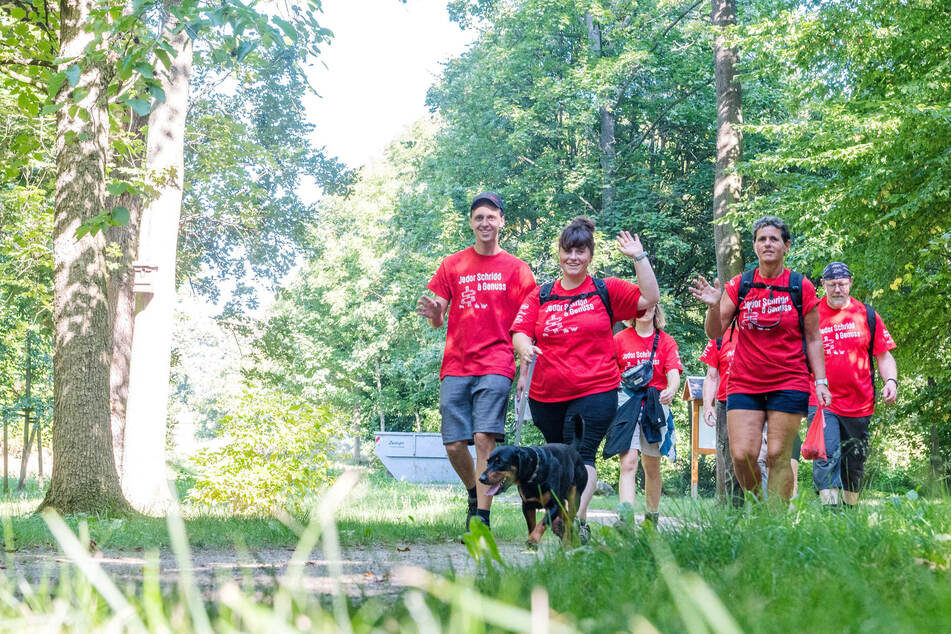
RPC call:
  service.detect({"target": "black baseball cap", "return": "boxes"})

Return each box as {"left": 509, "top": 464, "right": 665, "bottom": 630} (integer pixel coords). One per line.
{"left": 470, "top": 192, "right": 504, "bottom": 213}
{"left": 821, "top": 261, "right": 852, "bottom": 280}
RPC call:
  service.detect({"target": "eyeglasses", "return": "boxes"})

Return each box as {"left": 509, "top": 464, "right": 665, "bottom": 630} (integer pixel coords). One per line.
{"left": 823, "top": 280, "right": 851, "bottom": 289}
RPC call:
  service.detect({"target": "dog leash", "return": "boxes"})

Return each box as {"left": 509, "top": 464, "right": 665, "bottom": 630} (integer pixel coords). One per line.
{"left": 514, "top": 355, "right": 537, "bottom": 447}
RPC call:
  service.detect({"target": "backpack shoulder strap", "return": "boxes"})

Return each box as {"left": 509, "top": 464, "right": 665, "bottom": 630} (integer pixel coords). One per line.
{"left": 787, "top": 271, "right": 804, "bottom": 316}
{"left": 729, "top": 270, "right": 757, "bottom": 343}
{"left": 539, "top": 281, "right": 555, "bottom": 306}
{"left": 787, "top": 271, "right": 810, "bottom": 372}
{"left": 649, "top": 330, "right": 660, "bottom": 362}
{"left": 864, "top": 302, "right": 877, "bottom": 397}
{"left": 592, "top": 277, "right": 614, "bottom": 327}
{"left": 736, "top": 269, "right": 756, "bottom": 307}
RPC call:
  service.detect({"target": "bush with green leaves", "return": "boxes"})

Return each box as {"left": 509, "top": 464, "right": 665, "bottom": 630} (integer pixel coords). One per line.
{"left": 186, "top": 385, "right": 338, "bottom": 515}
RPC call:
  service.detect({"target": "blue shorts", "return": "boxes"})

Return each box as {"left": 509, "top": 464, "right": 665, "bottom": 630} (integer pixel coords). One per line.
{"left": 726, "top": 390, "right": 809, "bottom": 415}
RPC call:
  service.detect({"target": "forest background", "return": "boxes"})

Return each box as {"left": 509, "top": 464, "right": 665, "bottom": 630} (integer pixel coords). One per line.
{"left": 0, "top": 0, "right": 949, "bottom": 514}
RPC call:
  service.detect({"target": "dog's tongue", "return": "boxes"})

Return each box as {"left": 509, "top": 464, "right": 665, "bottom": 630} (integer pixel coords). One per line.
{"left": 485, "top": 484, "right": 501, "bottom": 496}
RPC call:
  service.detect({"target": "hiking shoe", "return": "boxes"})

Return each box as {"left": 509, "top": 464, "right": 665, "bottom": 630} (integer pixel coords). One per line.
{"left": 643, "top": 512, "right": 660, "bottom": 527}
{"left": 578, "top": 520, "right": 591, "bottom": 545}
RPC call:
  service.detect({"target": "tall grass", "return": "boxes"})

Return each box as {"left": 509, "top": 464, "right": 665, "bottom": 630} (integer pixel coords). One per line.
{"left": 470, "top": 490, "right": 951, "bottom": 632}
{"left": 0, "top": 474, "right": 948, "bottom": 632}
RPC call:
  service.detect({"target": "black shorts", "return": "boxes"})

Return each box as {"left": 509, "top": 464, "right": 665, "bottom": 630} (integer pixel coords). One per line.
{"left": 726, "top": 389, "right": 809, "bottom": 415}
{"left": 528, "top": 389, "right": 618, "bottom": 467}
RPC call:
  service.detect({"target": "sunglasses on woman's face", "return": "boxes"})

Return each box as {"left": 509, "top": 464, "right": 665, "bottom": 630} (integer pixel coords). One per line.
{"left": 743, "top": 311, "right": 783, "bottom": 330}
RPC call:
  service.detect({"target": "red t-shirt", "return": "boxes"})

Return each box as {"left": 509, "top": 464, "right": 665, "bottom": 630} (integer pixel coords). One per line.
{"left": 808, "top": 297, "right": 896, "bottom": 417}
{"left": 510, "top": 276, "right": 644, "bottom": 402}
{"left": 700, "top": 336, "right": 737, "bottom": 402}
{"left": 428, "top": 247, "right": 536, "bottom": 380}
{"left": 615, "top": 329, "right": 683, "bottom": 392}
{"left": 724, "top": 268, "right": 819, "bottom": 394}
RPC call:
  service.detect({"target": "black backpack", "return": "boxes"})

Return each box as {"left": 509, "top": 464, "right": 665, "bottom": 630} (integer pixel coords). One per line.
{"left": 538, "top": 277, "right": 614, "bottom": 328}
{"left": 732, "top": 269, "right": 809, "bottom": 371}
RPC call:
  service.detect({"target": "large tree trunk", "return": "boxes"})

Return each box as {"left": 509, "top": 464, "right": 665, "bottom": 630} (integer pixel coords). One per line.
{"left": 712, "top": 0, "right": 744, "bottom": 283}
{"left": 107, "top": 112, "right": 149, "bottom": 478}
{"left": 712, "top": 0, "right": 744, "bottom": 504}
{"left": 585, "top": 14, "right": 617, "bottom": 217}
{"left": 122, "top": 18, "right": 192, "bottom": 513}
{"left": 39, "top": 0, "right": 130, "bottom": 514}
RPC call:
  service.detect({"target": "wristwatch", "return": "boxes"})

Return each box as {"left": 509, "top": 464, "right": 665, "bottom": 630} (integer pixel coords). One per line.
{"left": 814, "top": 378, "right": 829, "bottom": 387}
{"left": 634, "top": 252, "right": 649, "bottom": 261}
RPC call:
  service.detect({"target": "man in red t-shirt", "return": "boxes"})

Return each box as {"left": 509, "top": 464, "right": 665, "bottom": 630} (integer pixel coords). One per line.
{"left": 809, "top": 261, "right": 898, "bottom": 506}
{"left": 699, "top": 336, "right": 742, "bottom": 505}
{"left": 416, "top": 192, "right": 536, "bottom": 531}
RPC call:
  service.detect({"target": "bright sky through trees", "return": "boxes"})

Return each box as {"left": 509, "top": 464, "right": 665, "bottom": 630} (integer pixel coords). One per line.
{"left": 304, "top": 0, "right": 473, "bottom": 169}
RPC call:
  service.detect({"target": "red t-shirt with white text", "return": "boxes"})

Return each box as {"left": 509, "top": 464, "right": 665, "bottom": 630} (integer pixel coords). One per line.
{"left": 700, "top": 336, "right": 737, "bottom": 402}
{"left": 808, "top": 297, "right": 896, "bottom": 417}
{"left": 510, "top": 277, "right": 643, "bottom": 402}
{"left": 724, "top": 269, "right": 819, "bottom": 394}
{"left": 428, "top": 247, "right": 536, "bottom": 380}
{"left": 615, "top": 329, "right": 683, "bottom": 392}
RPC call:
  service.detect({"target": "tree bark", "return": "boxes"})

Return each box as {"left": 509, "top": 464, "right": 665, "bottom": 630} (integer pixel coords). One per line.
{"left": 585, "top": 14, "right": 617, "bottom": 217}
{"left": 712, "top": 0, "right": 744, "bottom": 504}
{"left": 712, "top": 0, "right": 744, "bottom": 284}
{"left": 376, "top": 363, "right": 385, "bottom": 432}
{"left": 39, "top": 0, "right": 130, "bottom": 514}
{"left": 106, "top": 111, "right": 149, "bottom": 479}
{"left": 123, "top": 15, "right": 192, "bottom": 513}
{"left": 17, "top": 333, "right": 33, "bottom": 490}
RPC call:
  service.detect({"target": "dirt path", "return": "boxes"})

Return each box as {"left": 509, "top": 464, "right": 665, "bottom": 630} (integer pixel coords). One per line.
{"left": 5, "top": 510, "right": 635, "bottom": 598}
{"left": 7, "top": 541, "right": 541, "bottom": 598}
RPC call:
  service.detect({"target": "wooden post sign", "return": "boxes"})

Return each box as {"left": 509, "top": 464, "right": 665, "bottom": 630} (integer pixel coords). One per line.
{"left": 682, "top": 376, "right": 716, "bottom": 498}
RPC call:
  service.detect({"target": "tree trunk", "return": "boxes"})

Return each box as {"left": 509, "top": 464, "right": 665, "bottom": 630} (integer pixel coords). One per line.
{"left": 712, "top": 0, "right": 744, "bottom": 284}
{"left": 123, "top": 16, "right": 192, "bottom": 513}
{"left": 712, "top": 0, "right": 744, "bottom": 504}
{"left": 106, "top": 112, "right": 149, "bottom": 479}
{"left": 2, "top": 416, "right": 7, "bottom": 492}
{"left": 39, "top": 0, "right": 130, "bottom": 514}
{"left": 17, "top": 333, "right": 33, "bottom": 490}
{"left": 585, "top": 14, "right": 616, "bottom": 217}
{"left": 376, "top": 363, "right": 385, "bottom": 432}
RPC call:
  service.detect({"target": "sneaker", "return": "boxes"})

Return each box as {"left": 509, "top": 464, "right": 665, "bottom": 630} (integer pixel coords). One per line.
{"left": 578, "top": 520, "right": 591, "bottom": 545}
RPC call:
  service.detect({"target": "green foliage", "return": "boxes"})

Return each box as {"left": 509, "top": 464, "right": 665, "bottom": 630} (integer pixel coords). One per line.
{"left": 180, "top": 39, "right": 353, "bottom": 314}
{"left": 735, "top": 0, "right": 951, "bottom": 480}
{"left": 186, "top": 385, "right": 339, "bottom": 515}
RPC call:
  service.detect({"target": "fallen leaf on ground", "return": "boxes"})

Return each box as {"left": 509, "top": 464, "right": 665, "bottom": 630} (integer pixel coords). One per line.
{"left": 397, "top": 546, "right": 410, "bottom": 552}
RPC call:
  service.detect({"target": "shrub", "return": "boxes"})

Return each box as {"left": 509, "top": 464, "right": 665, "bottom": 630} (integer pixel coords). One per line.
{"left": 186, "top": 385, "right": 338, "bottom": 514}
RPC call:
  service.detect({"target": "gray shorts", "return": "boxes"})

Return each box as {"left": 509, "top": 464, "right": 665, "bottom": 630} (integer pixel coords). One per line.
{"left": 439, "top": 374, "right": 511, "bottom": 445}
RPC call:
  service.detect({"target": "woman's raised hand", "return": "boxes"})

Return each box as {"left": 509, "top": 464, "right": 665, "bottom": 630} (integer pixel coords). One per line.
{"left": 689, "top": 275, "right": 722, "bottom": 308}
{"left": 616, "top": 231, "right": 645, "bottom": 259}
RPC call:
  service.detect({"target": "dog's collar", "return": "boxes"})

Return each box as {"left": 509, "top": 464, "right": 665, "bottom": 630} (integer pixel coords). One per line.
{"left": 526, "top": 446, "right": 543, "bottom": 482}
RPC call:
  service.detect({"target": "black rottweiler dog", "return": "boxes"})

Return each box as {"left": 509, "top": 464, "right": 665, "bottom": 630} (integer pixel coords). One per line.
{"left": 479, "top": 415, "right": 588, "bottom": 546}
